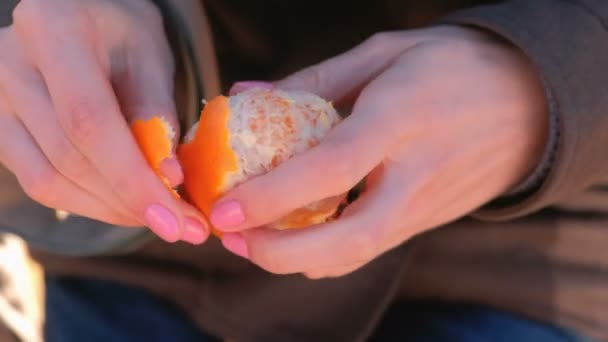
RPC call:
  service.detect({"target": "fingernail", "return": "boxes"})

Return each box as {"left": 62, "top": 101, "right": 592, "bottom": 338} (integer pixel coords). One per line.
{"left": 181, "top": 217, "right": 209, "bottom": 245}
{"left": 229, "top": 81, "right": 274, "bottom": 95}
{"left": 144, "top": 204, "right": 180, "bottom": 242}
{"left": 210, "top": 200, "right": 245, "bottom": 230}
{"left": 222, "top": 233, "right": 249, "bottom": 258}
{"left": 159, "top": 157, "right": 184, "bottom": 187}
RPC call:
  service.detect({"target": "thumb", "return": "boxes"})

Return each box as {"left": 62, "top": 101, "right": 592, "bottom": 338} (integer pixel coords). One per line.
{"left": 116, "top": 44, "right": 183, "bottom": 188}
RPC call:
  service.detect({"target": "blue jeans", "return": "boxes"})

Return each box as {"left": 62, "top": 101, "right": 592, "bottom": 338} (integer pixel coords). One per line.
{"left": 44, "top": 276, "right": 594, "bottom": 342}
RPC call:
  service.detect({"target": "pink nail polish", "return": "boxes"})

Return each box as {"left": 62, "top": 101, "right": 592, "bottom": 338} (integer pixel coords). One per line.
{"left": 144, "top": 204, "right": 180, "bottom": 242}
{"left": 181, "top": 217, "right": 209, "bottom": 245}
{"left": 222, "top": 233, "right": 249, "bottom": 258}
{"left": 210, "top": 200, "right": 245, "bottom": 230}
{"left": 229, "top": 81, "right": 274, "bottom": 95}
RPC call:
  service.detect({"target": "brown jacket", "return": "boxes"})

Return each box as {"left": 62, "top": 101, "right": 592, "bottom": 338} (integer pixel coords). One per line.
{"left": 1, "top": 0, "right": 608, "bottom": 341}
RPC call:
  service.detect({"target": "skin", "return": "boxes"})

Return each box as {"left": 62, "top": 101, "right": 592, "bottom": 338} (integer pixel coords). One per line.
{"left": 212, "top": 26, "right": 549, "bottom": 279}
{"left": 0, "top": 0, "right": 208, "bottom": 244}
{"left": 0, "top": 1, "right": 547, "bottom": 278}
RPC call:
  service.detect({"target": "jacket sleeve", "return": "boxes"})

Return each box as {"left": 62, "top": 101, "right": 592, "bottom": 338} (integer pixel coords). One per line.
{"left": 0, "top": 0, "right": 16, "bottom": 27}
{"left": 439, "top": 0, "right": 608, "bottom": 220}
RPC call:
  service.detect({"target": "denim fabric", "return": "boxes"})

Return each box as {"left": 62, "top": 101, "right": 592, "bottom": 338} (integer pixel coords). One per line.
{"left": 44, "top": 276, "right": 595, "bottom": 342}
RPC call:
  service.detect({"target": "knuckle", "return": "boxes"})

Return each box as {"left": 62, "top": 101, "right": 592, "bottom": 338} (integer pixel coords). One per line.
{"left": 20, "top": 166, "right": 59, "bottom": 206}
{"left": 61, "top": 101, "right": 103, "bottom": 147}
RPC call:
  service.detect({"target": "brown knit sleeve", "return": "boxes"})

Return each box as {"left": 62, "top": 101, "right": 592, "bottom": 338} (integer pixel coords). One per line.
{"left": 0, "top": 0, "right": 17, "bottom": 27}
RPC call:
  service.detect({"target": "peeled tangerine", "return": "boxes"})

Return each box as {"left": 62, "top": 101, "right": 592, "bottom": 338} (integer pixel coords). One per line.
{"left": 132, "top": 87, "right": 346, "bottom": 232}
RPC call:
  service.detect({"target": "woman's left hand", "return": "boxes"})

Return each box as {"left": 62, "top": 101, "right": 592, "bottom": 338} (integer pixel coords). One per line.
{"left": 210, "top": 26, "right": 548, "bottom": 279}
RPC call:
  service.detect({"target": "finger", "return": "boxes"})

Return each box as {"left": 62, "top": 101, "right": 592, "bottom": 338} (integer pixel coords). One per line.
{"left": 0, "top": 107, "right": 138, "bottom": 227}
{"left": 210, "top": 85, "right": 407, "bottom": 232}
{"left": 158, "top": 158, "right": 183, "bottom": 188}
{"left": 114, "top": 39, "right": 210, "bottom": 243}
{"left": 228, "top": 214, "right": 381, "bottom": 275}
{"left": 304, "top": 262, "right": 366, "bottom": 280}
{"left": 176, "top": 201, "right": 211, "bottom": 245}
{"left": 229, "top": 81, "right": 274, "bottom": 96}
{"left": 223, "top": 166, "right": 412, "bottom": 275}
{"left": 0, "top": 35, "right": 138, "bottom": 223}
{"left": 275, "top": 31, "right": 415, "bottom": 102}
{"left": 14, "top": 3, "right": 204, "bottom": 242}
{"left": 113, "top": 30, "right": 183, "bottom": 186}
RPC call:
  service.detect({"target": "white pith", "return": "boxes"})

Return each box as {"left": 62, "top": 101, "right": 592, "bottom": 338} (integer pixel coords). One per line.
{"left": 184, "top": 88, "right": 341, "bottom": 191}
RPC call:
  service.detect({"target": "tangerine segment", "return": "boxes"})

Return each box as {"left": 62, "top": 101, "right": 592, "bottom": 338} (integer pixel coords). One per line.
{"left": 178, "top": 96, "right": 238, "bottom": 225}
{"left": 271, "top": 195, "right": 346, "bottom": 230}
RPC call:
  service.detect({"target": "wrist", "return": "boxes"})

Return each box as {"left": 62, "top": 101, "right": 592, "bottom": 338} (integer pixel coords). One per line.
{"left": 440, "top": 25, "right": 551, "bottom": 198}
{"left": 498, "top": 39, "right": 551, "bottom": 196}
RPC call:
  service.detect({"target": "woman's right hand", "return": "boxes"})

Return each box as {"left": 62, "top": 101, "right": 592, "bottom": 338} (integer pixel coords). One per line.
{"left": 0, "top": 0, "right": 209, "bottom": 244}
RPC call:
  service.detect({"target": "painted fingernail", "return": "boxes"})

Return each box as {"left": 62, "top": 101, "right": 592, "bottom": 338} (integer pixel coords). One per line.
{"left": 159, "top": 157, "right": 184, "bottom": 187}
{"left": 222, "top": 233, "right": 249, "bottom": 258}
{"left": 181, "top": 217, "right": 209, "bottom": 245}
{"left": 229, "top": 81, "right": 273, "bottom": 95}
{"left": 144, "top": 204, "right": 180, "bottom": 242}
{"left": 210, "top": 200, "right": 245, "bottom": 230}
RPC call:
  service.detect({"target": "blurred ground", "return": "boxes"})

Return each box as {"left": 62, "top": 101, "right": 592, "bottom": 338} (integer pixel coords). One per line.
{"left": 0, "top": 234, "right": 44, "bottom": 342}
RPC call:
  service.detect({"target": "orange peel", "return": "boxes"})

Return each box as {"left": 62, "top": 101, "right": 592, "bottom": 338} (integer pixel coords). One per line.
{"left": 178, "top": 96, "right": 237, "bottom": 225}
{"left": 130, "top": 116, "right": 179, "bottom": 198}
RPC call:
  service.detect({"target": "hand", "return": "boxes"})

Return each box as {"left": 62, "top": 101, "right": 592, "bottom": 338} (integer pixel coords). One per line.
{"left": 212, "top": 26, "right": 548, "bottom": 277}
{"left": 0, "top": 0, "right": 208, "bottom": 244}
